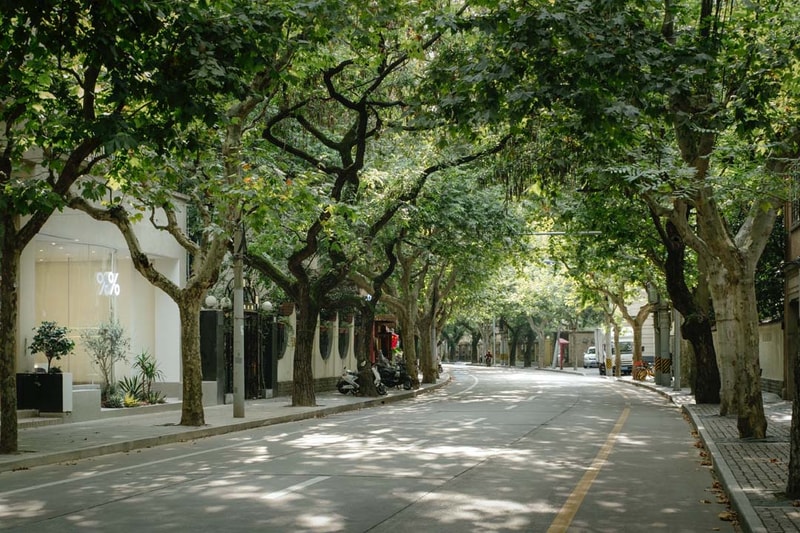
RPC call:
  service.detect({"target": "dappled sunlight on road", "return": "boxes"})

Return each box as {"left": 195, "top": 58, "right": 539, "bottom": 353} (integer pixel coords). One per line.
{"left": 0, "top": 367, "right": 726, "bottom": 532}
{"left": 0, "top": 499, "right": 46, "bottom": 520}
{"left": 410, "top": 490, "right": 559, "bottom": 531}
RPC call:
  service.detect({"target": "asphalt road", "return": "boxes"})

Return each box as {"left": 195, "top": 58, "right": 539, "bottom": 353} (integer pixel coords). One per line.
{"left": 0, "top": 365, "right": 737, "bottom": 532}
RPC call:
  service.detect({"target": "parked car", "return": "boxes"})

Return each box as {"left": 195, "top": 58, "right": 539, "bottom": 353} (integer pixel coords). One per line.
{"left": 583, "top": 347, "right": 598, "bottom": 368}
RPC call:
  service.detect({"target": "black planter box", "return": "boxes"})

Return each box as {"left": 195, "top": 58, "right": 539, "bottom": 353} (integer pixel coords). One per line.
{"left": 16, "top": 372, "right": 72, "bottom": 412}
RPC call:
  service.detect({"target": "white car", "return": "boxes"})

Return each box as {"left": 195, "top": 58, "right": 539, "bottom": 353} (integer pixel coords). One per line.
{"left": 583, "top": 347, "right": 598, "bottom": 368}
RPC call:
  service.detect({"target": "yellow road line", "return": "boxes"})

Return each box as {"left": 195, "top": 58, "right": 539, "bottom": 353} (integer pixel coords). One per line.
{"left": 547, "top": 406, "right": 631, "bottom": 533}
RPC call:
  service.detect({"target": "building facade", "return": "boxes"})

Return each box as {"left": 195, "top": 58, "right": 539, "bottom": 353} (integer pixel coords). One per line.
{"left": 18, "top": 205, "right": 184, "bottom": 386}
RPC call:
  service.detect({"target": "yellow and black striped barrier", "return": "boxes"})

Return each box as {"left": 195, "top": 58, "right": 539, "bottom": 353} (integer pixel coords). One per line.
{"left": 654, "top": 357, "right": 672, "bottom": 374}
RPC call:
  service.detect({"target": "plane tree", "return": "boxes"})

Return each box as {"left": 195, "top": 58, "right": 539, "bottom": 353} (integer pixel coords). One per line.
{"left": 64, "top": 0, "right": 333, "bottom": 426}
{"left": 426, "top": 0, "right": 800, "bottom": 439}
{"left": 240, "top": 2, "right": 467, "bottom": 406}
{"left": 0, "top": 0, "right": 264, "bottom": 452}
{"left": 346, "top": 157, "right": 525, "bottom": 383}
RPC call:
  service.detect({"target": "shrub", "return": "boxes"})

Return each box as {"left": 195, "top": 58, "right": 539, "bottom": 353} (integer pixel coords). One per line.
{"left": 123, "top": 393, "right": 139, "bottom": 407}
{"left": 146, "top": 390, "right": 166, "bottom": 405}
{"left": 118, "top": 375, "right": 144, "bottom": 399}
{"left": 133, "top": 351, "right": 164, "bottom": 399}
{"left": 104, "top": 393, "right": 124, "bottom": 409}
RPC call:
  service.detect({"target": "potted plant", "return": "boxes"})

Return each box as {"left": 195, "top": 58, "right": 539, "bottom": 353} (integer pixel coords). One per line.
{"left": 30, "top": 321, "right": 75, "bottom": 372}
{"left": 18, "top": 321, "right": 75, "bottom": 412}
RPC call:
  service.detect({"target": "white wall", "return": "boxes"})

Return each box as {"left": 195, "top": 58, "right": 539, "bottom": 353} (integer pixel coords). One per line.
{"left": 20, "top": 205, "right": 185, "bottom": 384}
{"left": 276, "top": 311, "right": 357, "bottom": 389}
{"left": 759, "top": 321, "right": 783, "bottom": 382}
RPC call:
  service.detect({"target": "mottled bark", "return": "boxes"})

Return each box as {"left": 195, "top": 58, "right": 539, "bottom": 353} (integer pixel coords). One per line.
{"left": 178, "top": 297, "right": 205, "bottom": 426}
{"left": 418, "top": 314, "right": 436, "bottom": 384}
{"left": 508, "top": 326, "right": 522, "bottom": 367}
{"left": 661, "top": 218, "right": 720, "bottom": 403}
{"left": 292, "top": 296, "right": 319, "bottom": 407}
{"left": 353, "top": 305, "right": 378, "bottom": 397}
{"left": 398, "top": 327, "right": 420, "bottom": 389}
{"left": 0, "top": 224, "right": 20, "bottom": 453}
{"left": 708, "top": 266, "right": 766, "bottom": 438}
{"left": 470, "top": 330, "right": 481, "bottom": 364}
{"left": 787, "top": 343, "right": 800, "bottom": 497}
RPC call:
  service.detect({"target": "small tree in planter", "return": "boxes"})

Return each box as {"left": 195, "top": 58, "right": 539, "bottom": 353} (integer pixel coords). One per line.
{"left": 29, "top": 321, "right": 75, "bottom": 372}
{"left": 81, "top": 321, "right": 130, "bottom": 402}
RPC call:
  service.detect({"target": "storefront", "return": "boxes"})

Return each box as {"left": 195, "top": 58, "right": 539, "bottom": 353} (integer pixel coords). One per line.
{"left": 17, "top": 206, "right": 184, "bottom": 385}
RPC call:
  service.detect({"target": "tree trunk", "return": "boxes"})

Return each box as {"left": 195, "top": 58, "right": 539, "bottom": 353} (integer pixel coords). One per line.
{"left": 178, "top": 296, "right": 205, "bottom": 426}
{"left": 353, "top": 306, "right": 378, "bottom": 396}
{"left": 292, "top": 296, "right": 318, "bottom": 407}
{"left": 0, "top": 231, "right": 20, "bottom": 454}
{"left": 681, "top": 312, "right": 720, "bottom": 403}
{"left": 523, "top": 329, "right": 534, "bottom": 368}
{"left": 708, "top": 266, "right": 767, "bottom": 438}
{"left": 632, "top": 322, "right": 645, "bottom": 380}
{"left": 396, "top": 311, "right": 421, "bottom": 389}
{"left": 787, "top": 347, "right": 800, "bottom": 497}
{"left": 470, "top": 333, "right": 480, "bottom": 364}
{"left": 662, "top": 219, "right": 720, "bottom": 403}
{"left": 418, "top": 315, "right": 436, "bottom": 384}
{"left": 509, "top": 327, "right": 520, "bottom": 367}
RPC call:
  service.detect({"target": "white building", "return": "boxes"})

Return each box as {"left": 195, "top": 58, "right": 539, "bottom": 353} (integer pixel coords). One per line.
{"left": 18, "top": 204, "right": 184, "bottom": 385}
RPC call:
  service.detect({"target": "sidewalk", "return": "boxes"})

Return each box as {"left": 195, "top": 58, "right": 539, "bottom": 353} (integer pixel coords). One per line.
{"left": 0, "top": 377, "right": 449, "bottom": 475}
{"left": 551, "top": 365, "right": 798, "bottom": 533}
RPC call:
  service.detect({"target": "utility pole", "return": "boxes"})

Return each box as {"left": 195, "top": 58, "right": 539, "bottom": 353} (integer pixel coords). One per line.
{"left": 673, "top": 308, "right": 681, "bottom": 391}
{"left": 657, "top": 300, "right": 671, "bottom": 387}
{"left": 232, "top": 221, "right": 245, "bottom": 418}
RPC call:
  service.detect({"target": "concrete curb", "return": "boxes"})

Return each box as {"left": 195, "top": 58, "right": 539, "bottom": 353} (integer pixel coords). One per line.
{"left": 1, "top": 377, "right": 449, "bottom": 474}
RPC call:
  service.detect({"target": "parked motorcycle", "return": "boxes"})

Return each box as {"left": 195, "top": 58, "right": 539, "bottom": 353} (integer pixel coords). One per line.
{"left": 377, "top": 362, "right": 413, "bottom": 390}
{"left": 337, "top": 364, "right": 387, "bottom": 396}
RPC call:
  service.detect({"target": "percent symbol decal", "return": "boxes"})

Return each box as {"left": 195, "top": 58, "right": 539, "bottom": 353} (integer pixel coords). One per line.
{"left": 96, "top": 272, "right": 121, "bottom": 296}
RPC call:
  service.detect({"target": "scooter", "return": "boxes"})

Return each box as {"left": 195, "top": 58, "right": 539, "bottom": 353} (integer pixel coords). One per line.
{"left": 337, "top": 364, "right": 387, "bottom": 396}
{"left": 377, "top": 362, "right": 413, "bottom": 390}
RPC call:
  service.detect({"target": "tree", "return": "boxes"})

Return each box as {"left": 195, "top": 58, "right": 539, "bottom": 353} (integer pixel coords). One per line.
{"left": 81, "top": 321, "right": 130, "bottom": 401}
{"left": 357, "top": 168, "right": 523, "bottom": 384}
{"left": 244, "top": 1, "right": 500, "bottom": 405}
{"left": 29, "top": 321, "right": 75, "bottom": 373}
{"left": 428, "top": 0, "right": 800, "bottom": 439}
{"left": 0, "top": 1, "right": 231, "bottom": 452}
{"left": 68, "top": 1, "right": 313, "bottom": 425}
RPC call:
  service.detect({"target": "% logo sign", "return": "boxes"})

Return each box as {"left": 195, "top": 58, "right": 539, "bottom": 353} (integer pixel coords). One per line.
{"left": 96, "top": 271, "right": 121, "bottom": 296}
